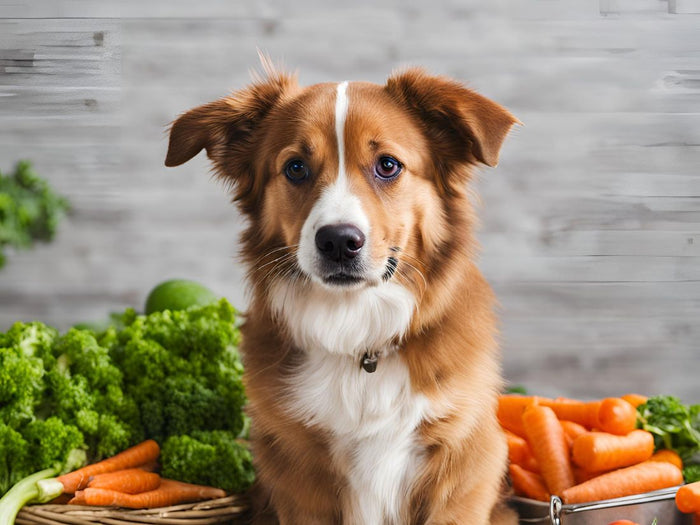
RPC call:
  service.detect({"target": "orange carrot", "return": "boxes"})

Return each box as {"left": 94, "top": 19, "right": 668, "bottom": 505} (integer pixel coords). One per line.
{"left": 572, "top": 430, "right": 654, "bottom": 472}
{"left": 573, "top": 466, "right": 605, "bottom": 485}
{"left": 540, "top": 397, "right": 637, "bottom": 434}
{"left": 505, "top": 431, "right": 530, "bottom": 465}
{"left": 621, "top": 393, "right": 648, "bottom": 408}
{"left": 522, "top": 404, "right": 575, "bottom": 495}
{"left": 68, "top": 491, "right": 86, "bottom": 505}
{"left": 607, "top": 521, "right": 641, "bottom": 525}
{"left": 649, "top": 449, "right": 683, "bottom": 470}
{"left": 57, "top": 440, "right": 160, "bottom": 493}
{"left": 509, "top": 464, "right": 550, "bottom": 502}
{"left": 676, "top": 481, "right": 700, "bottom": 513}
{"left": 562, "top": 460, "right": 683, "bottom": 504}
{"left": 596, "top": 398, "right": 638, "bottom": 435}
{"left": 521, "top": 447, "right": 541, "bottom": 474}
{"left": 87, "top": 469, "right": 161, "bottom": 494}
{"left": 498, "top": 395, "right": 540, "bottom": 437}
{"left": 505, "top": 431, "right": 540, "bottom": 472}
{"left": 137, "top": 460, "right": 159, "bottom": 472}
{"left": 561, "top": 420, "right": 588, "bottom": 448}
{"left": 70, "top": 479, "right": 226, "bottom": 509}
{"left": 539, "top": 398, "right": 601, "bottom": 429}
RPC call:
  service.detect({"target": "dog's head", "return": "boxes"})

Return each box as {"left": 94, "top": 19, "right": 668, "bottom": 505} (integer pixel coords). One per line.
{"left": 166, "top": 64, "right": 518, "bottom": 353}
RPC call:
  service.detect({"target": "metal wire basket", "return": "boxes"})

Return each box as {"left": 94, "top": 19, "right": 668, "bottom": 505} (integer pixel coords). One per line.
{"left": 16, "top": 494, "right": 250, "bottom": 525}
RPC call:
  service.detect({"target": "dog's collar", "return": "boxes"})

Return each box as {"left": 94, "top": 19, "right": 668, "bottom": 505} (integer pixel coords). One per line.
{"left": 361, "top": 352, "right": 378, "bottom": 373}
{"left": 360, "top": 342, "right": 400, "bottom": 373}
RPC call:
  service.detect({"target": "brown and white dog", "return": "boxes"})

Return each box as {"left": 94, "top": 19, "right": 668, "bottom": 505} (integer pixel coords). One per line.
{"left": 165, "top": 63, "right": 519, "bottom": 525}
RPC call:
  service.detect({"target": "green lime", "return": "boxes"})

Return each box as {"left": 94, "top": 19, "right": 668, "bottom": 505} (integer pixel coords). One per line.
{"left": 144, "top": 279, "right": 219, "bottom": 314}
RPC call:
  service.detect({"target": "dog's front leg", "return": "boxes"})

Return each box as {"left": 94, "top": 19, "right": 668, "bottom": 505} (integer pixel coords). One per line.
{"left": 276, "top": 508, "right": 338, "bottom": 525}
{"left": 250, "top": 492, "right": 340, "bottom": 525}
{"left": 247, "top": 424, "right": 343, "bottom": 525}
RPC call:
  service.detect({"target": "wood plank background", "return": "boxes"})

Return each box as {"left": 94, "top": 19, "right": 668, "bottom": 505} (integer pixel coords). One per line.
{"left": 1, "top": 0, "right": 699, "bottom": 401}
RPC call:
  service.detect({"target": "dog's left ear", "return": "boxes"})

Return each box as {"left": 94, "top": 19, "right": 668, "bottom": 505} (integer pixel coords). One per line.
{"left": 385, "top": 68, "right": 520, "bottom": 169}
{"left": 165, "top": 69, "right": 298, "bottom": 174}
{"left": 165, "top": 68, "right": 297, "bottom": 210}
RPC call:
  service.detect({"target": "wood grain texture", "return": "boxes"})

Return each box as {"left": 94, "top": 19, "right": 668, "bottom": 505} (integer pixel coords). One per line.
{"left": 0, "top": 1, "right": 698, "bottom": 401}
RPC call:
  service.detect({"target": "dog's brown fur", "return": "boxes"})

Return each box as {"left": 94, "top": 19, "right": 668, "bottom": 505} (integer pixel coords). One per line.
{"left": 166, "top": 65, "right": 519, "bottom": 524}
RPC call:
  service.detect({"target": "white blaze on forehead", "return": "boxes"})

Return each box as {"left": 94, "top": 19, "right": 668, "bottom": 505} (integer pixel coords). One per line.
{"left": 315, "top": 80, "right": 367, "bottom": 229}
{"left": 335, "top": 81, "right": 349, "bottom": 182}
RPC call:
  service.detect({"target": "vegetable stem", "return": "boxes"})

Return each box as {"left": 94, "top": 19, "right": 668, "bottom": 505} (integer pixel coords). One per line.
{"left": 0, "top": 468, "right": 59, "bottom": 524}
{"left": 36, "top": 478, "right": 65, "bottom": 502}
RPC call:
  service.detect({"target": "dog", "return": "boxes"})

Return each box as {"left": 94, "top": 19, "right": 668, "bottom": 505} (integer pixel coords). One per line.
{"left": 165, "top": 62, "right": 519, "bottom": 524}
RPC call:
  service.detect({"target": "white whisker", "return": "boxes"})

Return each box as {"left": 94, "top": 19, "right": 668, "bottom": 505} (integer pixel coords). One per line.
{"left": 398, "top": 259, "right": 428, "bottom": 296}
{"left": 256, "top": 251, "right": 297, "bottom": 272}
{"left": 251, "top": 244, "right": 300, "bottom": 266}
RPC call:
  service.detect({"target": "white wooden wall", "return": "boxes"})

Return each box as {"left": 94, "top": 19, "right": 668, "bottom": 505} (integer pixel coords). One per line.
{"left": 1, "top": 0, "right": 699, "bottom": 401}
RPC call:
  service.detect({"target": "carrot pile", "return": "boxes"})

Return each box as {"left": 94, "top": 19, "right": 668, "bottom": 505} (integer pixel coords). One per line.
{"left": 50, "top": 440, "right": 226, "bottom": 509}
{"left": 500, "top": 393, "right": 686, "bottom": 507}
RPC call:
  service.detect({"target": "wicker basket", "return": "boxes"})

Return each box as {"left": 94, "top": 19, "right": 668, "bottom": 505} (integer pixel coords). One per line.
{"left": 16, "top": 495, "right": 250, "bottom": 525}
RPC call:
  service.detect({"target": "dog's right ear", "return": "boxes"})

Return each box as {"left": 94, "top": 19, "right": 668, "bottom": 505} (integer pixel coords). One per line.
{"left": 164, "top": 98, "right": 234, "bottom": 168}
{"left": 165, "top": 70, "right": 298, "bottom": 177}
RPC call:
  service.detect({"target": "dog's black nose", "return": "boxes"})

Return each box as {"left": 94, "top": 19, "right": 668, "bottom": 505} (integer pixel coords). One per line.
{"left": 315, "top": 224, "right": 365, "bottom": 262}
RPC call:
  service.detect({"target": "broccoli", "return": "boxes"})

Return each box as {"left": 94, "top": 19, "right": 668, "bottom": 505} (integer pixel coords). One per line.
{"left": 0, "top": 424, "right": 31, "bottom": 496}
{"left": 0, "top": 339, "right": 45, "bottom": 428}
{"left": 0, "top": 322, "right": 56, "bottom": 427}
{"left": 0, "top": 320, "right": 58, "bottom": 361}
{"left": 0, "top": 325, "right": 136, "bottom": 519}
{"left": 22, "top": 417, "right": 85, "bottom": 471}
{"left": 161, "top": 431, "right": 255, "bottom": 493}
{"left": 106, "top": 299, "right": 247, "bottom": 443}
{"left": 0, "top": 161, "right": 69, "bottom": 268}
{"left": 0, "top": 324, "right": 90, "bottom": 508}
{"left": 51, "top": 329, "right": 123, "bottom": 391}
{"left": 38, "top": 329, "right": 142, "bottom": 460}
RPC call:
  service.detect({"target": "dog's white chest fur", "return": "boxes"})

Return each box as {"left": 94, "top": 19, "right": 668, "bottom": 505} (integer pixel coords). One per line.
{"left": 273, "top": 280, "right": 429, "bottom": 524}
{"left": 288, "top": 350, "right": 430, "bottom": 525}
{"left": 270, "top": 280, "right": 416, "bottom": 357}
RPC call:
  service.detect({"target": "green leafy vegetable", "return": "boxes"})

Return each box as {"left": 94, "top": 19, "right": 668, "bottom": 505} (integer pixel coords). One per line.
{"left": 162, "top": 430, "right": 255, "bottom": 493}
{"left": 504, "top": 384, "right": 528, "bottom": 395}
{"left": 683, "top": 464, "right": 700, "bottom": 484}
{"left": 0, "top": 321, "right": 139, "bottom": 497}
{"left": 637, "top": 395, "right": 700, "bottom": 482}
{"left": 0, "top": 323, "right": 50, "bottom": 428}
{"left": 41, "top": 329, "right": 143, "bottom": 458}
{"left": 105, "top": 299, "right": 246, "bottom": 444}
{"left": 0, "top": 161, "right": 69, "bottom": 268}
{"left": 0, "top": 297, "right": 251, "bottom": 509}
{"left": 21, "top": 418, "right": 85, "bottom": 472}
{"left": 0, "top": 424, "right": 31, "bottom": 496}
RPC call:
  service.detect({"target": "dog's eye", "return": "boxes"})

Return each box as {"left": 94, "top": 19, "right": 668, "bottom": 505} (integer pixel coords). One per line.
{"left": 284, "top": 159, "right": 310, "bottom": 182}
{"left": 374, "top": 156, "right": 402, "bottom": 180}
